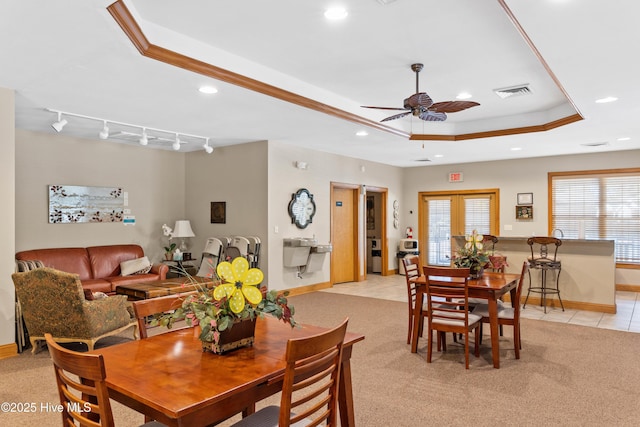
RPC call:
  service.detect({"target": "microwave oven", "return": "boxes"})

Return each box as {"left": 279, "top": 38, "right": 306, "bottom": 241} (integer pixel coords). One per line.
{"left": 399, "top": 238, "right": 418, "bottom": 250}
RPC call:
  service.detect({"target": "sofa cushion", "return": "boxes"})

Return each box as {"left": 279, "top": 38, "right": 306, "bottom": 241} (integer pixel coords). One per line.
{"left": 16, "top": 248, "right": 93, "bottom": 280}
{"left": 110, "top": 274, "right": 162, "bottom": 288}
{"left": 87, "top": 244, "right": 145, "bottom": 279}
{"left": 82, "top": 278, "right": 113, "bottom": 294}
{"left": 120, "top": 256, "right": 152, "bottom": 276}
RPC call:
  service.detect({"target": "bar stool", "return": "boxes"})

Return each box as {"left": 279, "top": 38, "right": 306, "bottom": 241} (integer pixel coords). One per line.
{"left": 523, "top": 237, "right": 563, "bottom": 313}
{"left": 482, "top": 234, "right": 508, "bottom": 273}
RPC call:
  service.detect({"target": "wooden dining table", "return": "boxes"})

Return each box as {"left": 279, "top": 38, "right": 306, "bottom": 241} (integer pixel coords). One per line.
{"left": 94, "top": 317, "right": 365, "bottom": 426}
{"left": 411, "top": 271, "right": 520, "bottom": 369}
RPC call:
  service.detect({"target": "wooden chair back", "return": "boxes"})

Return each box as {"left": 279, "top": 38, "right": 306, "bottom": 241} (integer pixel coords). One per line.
{"left": 402, "top": 256, "right": 424, "bottom": 344}
{"left": 423, "top": 266, "right": 480, "bottom": 368}
{"left": 481, "top": 234, "right": 499, "bottom": 253}
{"left": 280, "top": 318, "right": 349, "bottom": 427}
{"left": 45, "top": 333, "right": 115, "bottom": 427}
{"left": 132, "top": 292, "right": 197, "bottom": 339}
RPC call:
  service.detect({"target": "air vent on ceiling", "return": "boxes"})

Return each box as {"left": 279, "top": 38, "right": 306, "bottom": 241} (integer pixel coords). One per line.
{"left": 581, "top": 141, "right": 609, "bottom": 147}
{"left": 493, "top": 84, "right": 531, "bottom": 99}
{"left": 415, "top": 158, "right": 431, "bottom": 162}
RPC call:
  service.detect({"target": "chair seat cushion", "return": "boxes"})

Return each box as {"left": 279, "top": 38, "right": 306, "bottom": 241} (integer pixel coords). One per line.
{"left": 432, "top": 310, "right": 482, "bottom": 326}
{"left": 472, "top": 304, "right": 515, "bottom": 320}
{"left": 230, "top": 405, "right": 308, "bottom": 427}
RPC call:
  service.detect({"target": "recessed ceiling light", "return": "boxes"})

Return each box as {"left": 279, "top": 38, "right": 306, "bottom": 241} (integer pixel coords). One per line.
{"left": 324, "top": 7, "right": 348, "bottom": 20}
{"left": 198, "top": 85, "right": 218, "bottom": 94}
{"left": 595, "top": 96, "right": 617, "bottom": 103}
{"left": 433, "top": 154, "right": 444, "bottom": 158}
{"left": 456, "top": 92, "right": 472, "bottom": 100}
{"left": 617, "top": 137, "right": 631, "bottom": 141}
{"left": 510, "top": 147, "right": 522, "bottom": 151}
{"left": 356, "top": 130, "right": 368, "bottom": 136}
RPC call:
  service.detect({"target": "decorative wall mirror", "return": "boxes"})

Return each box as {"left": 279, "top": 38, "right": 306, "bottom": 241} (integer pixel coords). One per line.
{"left": 288, "top": 188, "right": 316, "bottom": 229}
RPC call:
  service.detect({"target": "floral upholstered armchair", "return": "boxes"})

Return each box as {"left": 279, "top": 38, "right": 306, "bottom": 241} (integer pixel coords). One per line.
{"left": 12, "top": 267, "right": 136, "bottom": 353}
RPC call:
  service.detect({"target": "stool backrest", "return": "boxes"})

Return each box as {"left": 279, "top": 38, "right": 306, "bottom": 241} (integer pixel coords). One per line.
{"left": 527, "top": 236, "right": 562, "bottom": 262}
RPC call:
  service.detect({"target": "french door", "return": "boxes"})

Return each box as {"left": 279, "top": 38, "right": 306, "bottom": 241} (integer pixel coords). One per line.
{"left": 418, "top": 190, "right": 499, "bottom": 267}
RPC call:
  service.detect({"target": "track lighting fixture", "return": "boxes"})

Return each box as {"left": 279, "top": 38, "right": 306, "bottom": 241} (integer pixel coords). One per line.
{"left": 46, "top": 108, "right": 213, "bottom": 153}
{"left": 203, "top": 138, "right": 214, "bottom": 154}
{"left": 51, "top": 112, "right": 68, "bottom": 132}
{"left": 139, "top": 128, "right": 148, "bottom": 146}
{"left": 98, "top": 121, "right": 109, "bottom": 139}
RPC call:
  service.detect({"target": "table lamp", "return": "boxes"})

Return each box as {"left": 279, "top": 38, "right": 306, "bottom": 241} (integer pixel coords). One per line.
{"left": 173, "top": 220, "right": 195, "bottom": 253}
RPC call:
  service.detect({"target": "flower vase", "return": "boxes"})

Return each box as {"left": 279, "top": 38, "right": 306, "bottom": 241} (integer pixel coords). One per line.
{"left": 469, "top": 265, "right": 484, "bottom": 279}
{"left": 201, "top": 317, "right": 257, "bottom": 354}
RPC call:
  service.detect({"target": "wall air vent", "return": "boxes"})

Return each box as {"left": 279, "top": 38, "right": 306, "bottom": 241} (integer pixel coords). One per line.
{"left": 493, "top": 84, "right": 531, "bottom": 99}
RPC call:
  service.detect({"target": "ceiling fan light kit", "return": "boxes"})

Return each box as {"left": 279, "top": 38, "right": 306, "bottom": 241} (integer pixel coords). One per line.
{"left": 46, "top": 109, "right": 214, "bottom": 154}
{"left": 362, "top": 63, "right": 480, "bottom": 123}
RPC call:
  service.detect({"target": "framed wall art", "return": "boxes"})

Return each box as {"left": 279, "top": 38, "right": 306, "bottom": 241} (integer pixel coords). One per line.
{"left": 210, "top": 201, "right": 226, "bottom": 224}
{"left": 517, "top": 192, "right": 533, "bottom": 205}
{"left": 49, "top": 185, "right": 124, "bottom": 223}
{"left": 516, "top": 205, "right": 533, "bottom": 220}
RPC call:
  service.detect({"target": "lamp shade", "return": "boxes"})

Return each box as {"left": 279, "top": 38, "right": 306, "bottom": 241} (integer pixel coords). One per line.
{"left": 173, "top": 220, "right": 195, "bottom": 238}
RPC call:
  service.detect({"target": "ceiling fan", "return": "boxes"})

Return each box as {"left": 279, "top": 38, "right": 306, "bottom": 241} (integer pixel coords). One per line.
{"left": 362, "top": 63, "right": 480, "bottom": 122}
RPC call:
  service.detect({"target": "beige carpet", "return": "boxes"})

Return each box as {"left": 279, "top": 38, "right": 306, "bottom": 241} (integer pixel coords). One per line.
{"left": 3, "top": 292, "right": 640, "bottom": 426}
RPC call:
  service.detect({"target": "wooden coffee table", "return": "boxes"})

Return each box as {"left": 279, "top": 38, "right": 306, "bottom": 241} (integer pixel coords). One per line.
{"left": 116, "top": 277, "right": 216, "bottom": 300}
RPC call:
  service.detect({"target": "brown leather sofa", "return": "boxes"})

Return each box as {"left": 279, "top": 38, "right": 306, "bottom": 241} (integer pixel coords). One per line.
{"left": 15, "top": 244, "right": 168, "bottom": 294}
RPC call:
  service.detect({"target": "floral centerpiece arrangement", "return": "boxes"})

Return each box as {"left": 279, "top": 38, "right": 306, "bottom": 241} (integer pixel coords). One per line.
{"left": 153, "top": 257, "right": 296, "bottom": 353}
{"left": 452, "top": 229, "right": 491, "bottom": 278}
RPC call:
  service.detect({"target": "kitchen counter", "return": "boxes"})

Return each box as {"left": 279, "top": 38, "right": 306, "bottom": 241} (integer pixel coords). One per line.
{"left": 452, "top": 236, "right": 616, "bottom": 313}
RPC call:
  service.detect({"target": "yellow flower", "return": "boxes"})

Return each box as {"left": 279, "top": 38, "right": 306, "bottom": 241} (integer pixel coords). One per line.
{"left": 214, "top": 257, "right": 264, "bottom": 314}
{"left": 465, "top": 230, "right": 484, "bottom": 251}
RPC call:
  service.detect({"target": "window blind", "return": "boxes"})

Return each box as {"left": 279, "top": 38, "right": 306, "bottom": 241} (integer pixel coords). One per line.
{"left": 551, "top": 170, "right": 640, "bottom": 264}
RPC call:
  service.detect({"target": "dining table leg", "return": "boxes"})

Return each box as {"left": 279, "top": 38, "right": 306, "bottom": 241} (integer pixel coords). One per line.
{"left": 338, "top": 346, "right": 356, "bottom": 427}
{"left": 487, "top": 296, "right": 500, "bottom": 369}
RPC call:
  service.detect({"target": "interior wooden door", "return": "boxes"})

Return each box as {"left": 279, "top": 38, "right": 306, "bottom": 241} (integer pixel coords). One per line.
{"left": 331, "top": 186, "right": 358, "bottom": 284}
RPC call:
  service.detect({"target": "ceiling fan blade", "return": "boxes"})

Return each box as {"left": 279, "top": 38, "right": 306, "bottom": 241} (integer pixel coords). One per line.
{"left": 429, "top": 101, "right": 480, "bottom": 113}
{"left": 361, "top": 106, "right": 410, "bottom": 111}
{"left": 381, "top": 111, "right": 412, "bottom": 122}
{"left": 418, "top": 110, "right": 447, "bottom": 122}
{"left": 405, "top": 93, "right": 433, "bottom": 109}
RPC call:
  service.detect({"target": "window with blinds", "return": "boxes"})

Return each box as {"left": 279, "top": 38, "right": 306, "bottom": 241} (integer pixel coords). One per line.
{"left": 551, "top": 169, "right": 640, "bottom": 265}
{"left": 464, "top": 197, "right": 491, "bottom": 236}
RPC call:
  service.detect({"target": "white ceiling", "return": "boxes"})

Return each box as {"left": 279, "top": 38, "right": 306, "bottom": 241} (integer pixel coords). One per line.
{"left": 2, "top": 0, "right": 639, "bottom": 167}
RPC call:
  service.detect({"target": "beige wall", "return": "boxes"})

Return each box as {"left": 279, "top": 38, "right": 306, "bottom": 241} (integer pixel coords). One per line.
{"left": 15, "top": 129, "right": 187, "bottom": 262}
{"left": 0, "top": 88, "right": 16, "bottom": 348}
{"left": 267, "top": 141, "right": 404, "bottom": 291}
{"left": 184, "top": 141, "right": 268, "bottom": 275}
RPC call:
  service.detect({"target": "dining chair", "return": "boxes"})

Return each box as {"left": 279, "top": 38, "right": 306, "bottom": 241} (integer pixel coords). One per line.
{"left": 402, "top": 256, "right": 427, "bottom": 345}
{"left": 473, "top": 262, "right": 529, "bottom": 359}
{"left": 424, "top": 266, "right": 481, "bottom": 369}
{"left": 44, "top": 333, "right": 166, "bottom": 427}
{"left": 229, "top": 318, "right": 349, "bottom": 427}
{"left": 132, "top": 292, "right": 197, "bottom": 339}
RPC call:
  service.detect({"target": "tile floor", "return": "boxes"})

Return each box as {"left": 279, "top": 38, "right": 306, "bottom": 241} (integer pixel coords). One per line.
{"left": 321, "top": 272, "right": 640, "bottom": 333}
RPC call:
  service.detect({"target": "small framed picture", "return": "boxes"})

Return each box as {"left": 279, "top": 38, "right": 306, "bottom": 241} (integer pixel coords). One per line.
{"left": 210, "top": 201, "right": 226, "bottom": 224}
{"left": 516, "top": 205, "right": 533, "bottom": 220}
{"left": 517, "top": 192, "right": 533, "bottom": 205}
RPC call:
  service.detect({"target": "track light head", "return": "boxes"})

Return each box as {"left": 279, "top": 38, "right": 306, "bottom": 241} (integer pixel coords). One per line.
{"left": 98, "top": 121, "right": 109, "bottom": 139}
{"left": 203, "top": 138, "right": 214, "bottom": 154}
{"left": 172, "top": 135, "right": 181, "bottom": 151}
{"left": 51, "top": 112, "right": 67, "bottom": 132}
{"left": 139, "top": 129, "right": 148, "bottom": 146}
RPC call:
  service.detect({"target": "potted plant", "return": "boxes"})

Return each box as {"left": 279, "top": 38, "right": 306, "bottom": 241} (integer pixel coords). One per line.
{"left": 161, "top": 223, "right": 176, "bottom": 260}
{"left": 153, "top": 257, "right": 297, "bottom": 353}
{"left": 163, "top": 243, "right": 176, "bottom": 261}
{"left": 452, "top": 229, "right": 490, "bottom": 278}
